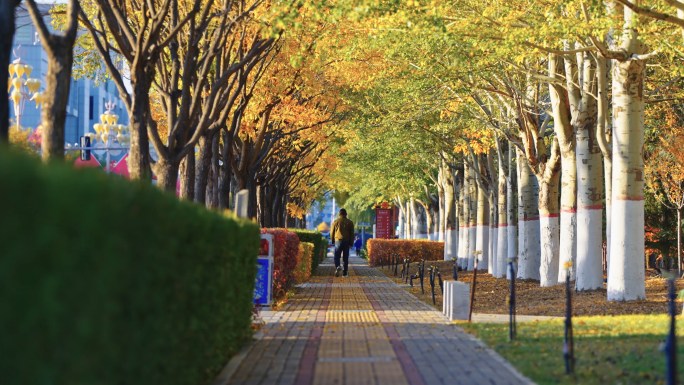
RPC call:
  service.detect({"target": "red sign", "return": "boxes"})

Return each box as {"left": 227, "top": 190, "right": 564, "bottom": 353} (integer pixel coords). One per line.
{"left": 375, "top": 207, "right": 394, "bottom": 239}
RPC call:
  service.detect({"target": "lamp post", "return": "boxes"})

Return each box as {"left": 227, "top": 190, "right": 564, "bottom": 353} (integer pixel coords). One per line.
{"left": 8, "top": 55, "right": 44, "bottom": 131}
{"left": 88, "top": 100, "right": 129, "bottom": 172}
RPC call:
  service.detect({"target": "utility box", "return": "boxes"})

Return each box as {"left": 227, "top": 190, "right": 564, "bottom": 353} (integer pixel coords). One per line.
{"left": 254, "top": 234, "right": 274, "bottom": 306}
{"left": 443, "top": 280, "right": 470, "bottom": 321}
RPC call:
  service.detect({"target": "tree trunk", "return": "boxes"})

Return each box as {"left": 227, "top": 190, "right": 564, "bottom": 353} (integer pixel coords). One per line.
{"left": 488, "top": 192, "right": 497, "bottom": 275}
{"left": 260, "top": 185, "right": 272, "bottom": 227}
{"left": 517, "top": 148, "right": 541, "bottom": 280}
{"left": 467, "top": 159, "right": 478, "bottom": 270}
{"left": 206, "top": 162, "right": 216, "bottom": 209}
{"left": 460, "top": 160, "right": 470, "bottom": 268}
{"left": 420, "top": 195, "right": 437, "bottom": 240}
{"left": 575, "top": 59, "right": 604, "bottom": 291}
{"left": 438, "top": 162, "right": 446, "bottom": 242}
{"left": 247, "top": 178, "right": 258, "bottom": 220}
{"left": 597, "top": 54, "right": 613, "bottom": 276}
{"left": 678, "top": 208, "right": 682, "bottom": 276}
{"left": 444, "top": 162, "right": 458, "bottom": 260}
{"left": 496, "top": 141, "right": 508, "bottom": 278}
{"left": 25, "top": 0, "right": 79, "bottom": 161}
{"left": 278, "top": 190, "right": 288, "bottom": 227}
{"left": 538, "top": 161, "right": 561, "bottom": 287}
{"left": 179, "top": 150, "right": 195, "bottom": 200}
{"left": 128, "top": 75, "right": 152, "bottom": 180}
{"left": 155, "top": 157, "right": 179, "bottom": 193}
{"left": 556, "top": 52, "right": 580, "bottom": 283}
{"left": 218, "top": 129, "right": 232, "bottom": 210}
{"left": 411, "top": 197, "right": 422, "bottom": 238}
{"left": 396, "top": 197, "right": 406, "bottom": 239}
{"left": 547, "top": 53, "right": 574, "bottom": 285}
{"left": 207, "top": 132, "right": 220, "bottom": 209}
{"left": 476, "top": 180, "right": 490, "bottom": 271}
{"left": 458, "top": 175, "right": 468, "bottom": 268}
{"left": 257, "top": 184, "right": 264, "bottom": 226}
{"left": 194, "top": 134, "right": 212, "bottom": 204}
{"left": 401, "top": 198, "right": 408, "bottom": 238}
{"left": 607, "top": 7, "right": 646, "bottom": 301}
{"left": 507, "top": 141, "right": 518, "bottom": 279}
{"left": 0, "top": 1, "right": 20, "bottom": 142}
{"left": 40, "top": 46, "right": 73, "bottom": 161}
{"left": 557, "top": 148, "right": 577, "bottom": 281}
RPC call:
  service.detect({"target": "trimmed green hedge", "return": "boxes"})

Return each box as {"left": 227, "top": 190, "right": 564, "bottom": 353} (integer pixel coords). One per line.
{"left": 291, "top": 229, "right": 328, "bottom": 271}
{"left": 0, "top": 147, "right": 260, "bottom": 385}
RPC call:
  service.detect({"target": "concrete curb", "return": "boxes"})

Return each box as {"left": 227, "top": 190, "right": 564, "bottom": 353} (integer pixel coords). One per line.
{"left": 211, "top": 330, "right": 264, "bottom": 385}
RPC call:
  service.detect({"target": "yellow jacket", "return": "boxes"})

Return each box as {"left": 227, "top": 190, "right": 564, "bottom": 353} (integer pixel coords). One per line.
{"left": 331, "top": 216, "right": 354, "bottom": 243}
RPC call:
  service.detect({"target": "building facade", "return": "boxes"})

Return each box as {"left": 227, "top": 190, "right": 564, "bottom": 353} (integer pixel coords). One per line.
{"left": 12, "top": 5, "right": 128, "bottom": 146}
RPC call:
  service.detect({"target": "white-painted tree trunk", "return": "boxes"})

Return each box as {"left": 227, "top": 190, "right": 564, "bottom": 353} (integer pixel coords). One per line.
{"left": 517, "top": 149, "right": 541, "bottom": 280}
{"left": 476, "top": 182, "right": 490, "bottom": 271}
{"left": 507, "top": 141, "right": 518, "bottom": 280}
{"left": 545, "top": 53, "right": 575, "bottom": 285}
{"left": 438, "top": 162, "right": 446, "bottom": 243}
{"left": 597, "top": 53, "right": 613, "bottom": 277}
{"left": 459, "top": 162, "right": 469, "bottom": 268}
{"left": 444, "top": 163, "right": 458, "bottom": 260}
{"left": 557, "top": 151, "right": 577, "bottom": 282}
{"left": 555, "top": 51, "right": 579, "bottom": 283}
{"left": 405, "top": 199, "right": 412, "bottom": 239}
{"left": 489, "top": 222, "right": 498, "bottom": 276}
{"left": 495, "top": 140, "right": 508, "bottom": 278}
{"left": 575, "top": 55, "right": 604, "bottom": 291}
{"left": 604, "top": 160, "right": 612, "bottom": 274}
{"left": 458, "top": 174, "right": 467, "bottom": 267}
{"left": 467, "top": 159, "right": 478, "bottom": 270}
{"left": 608, "top": 7, "right": 646, "bottom": 301}
{"left": 396, "top": 197, "right": 406, "bottom": 239}
{"left": 412, "top": 198, "right": 427, "bottom": 239}
{"left": 537, "top": 56, "right": 566, "bottom": 287}
{"left": 538, "top": 171, "right": 561, "bottom": 287}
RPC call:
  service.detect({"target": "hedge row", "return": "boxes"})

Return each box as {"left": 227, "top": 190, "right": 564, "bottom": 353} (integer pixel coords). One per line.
{"left": 295, "top": 242, "right": 314, "bottom": 283}
{"left": 367, "top": 239, "right": 445, "bottom": 266}
{"left": 291, "top": 229, "right": 328, "bottom": 271}
{"left": 0, "top": 147, "right": 260, "bottom": 385}
{"left": 261, "top": 228, "right": 300, "bottom": 299}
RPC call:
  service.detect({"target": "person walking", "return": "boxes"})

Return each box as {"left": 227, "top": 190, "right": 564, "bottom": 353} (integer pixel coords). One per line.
{"left": 353, "top": 235, "right": 362, "bottom": 256}
{"left": 331, "top": 208, "right": 354, "bottom": 277}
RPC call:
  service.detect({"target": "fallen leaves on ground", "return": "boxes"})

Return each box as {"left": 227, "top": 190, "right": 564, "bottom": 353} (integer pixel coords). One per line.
{"left": 379, "top": 261, "right": 683, "bottom": 316}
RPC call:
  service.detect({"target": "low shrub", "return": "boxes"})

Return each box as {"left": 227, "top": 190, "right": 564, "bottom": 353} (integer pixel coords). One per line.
{"left": 0, "top": 147, "right": 260, "bottom": 385}
{"left": 367, "top": 239, "right": 444, "bottom": 266}
{"left": 291, "top": 229, "right": 328, "bottom": 270}
{"left": 261, "top": 228, "right": 300, "bottom": 298}
{"left": 295, "top": 242, "right": 314, "bottom": 283}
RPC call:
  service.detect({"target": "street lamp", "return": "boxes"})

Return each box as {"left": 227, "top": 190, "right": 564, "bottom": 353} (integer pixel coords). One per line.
{"left": 87, "top": 100, "right": 129, "bottom": 172}
{"left": 7, "top": 56, "right": 44, "bottom": 130}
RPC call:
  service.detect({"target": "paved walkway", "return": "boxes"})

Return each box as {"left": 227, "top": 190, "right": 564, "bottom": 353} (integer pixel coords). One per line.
{"left": 224, "top": 254, "right": 533, "bottom": 385}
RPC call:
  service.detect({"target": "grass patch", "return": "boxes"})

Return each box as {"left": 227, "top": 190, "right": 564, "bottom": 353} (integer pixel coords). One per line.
{"left": 460, "top": 314, "right": 684, "bottom": 385}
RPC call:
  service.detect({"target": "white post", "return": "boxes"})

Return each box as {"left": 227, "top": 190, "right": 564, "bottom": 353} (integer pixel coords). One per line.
{"left": 235, "top": 189, "right": 249, "bottom": 218}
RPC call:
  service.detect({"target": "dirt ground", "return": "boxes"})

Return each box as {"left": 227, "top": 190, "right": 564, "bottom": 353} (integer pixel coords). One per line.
{"left": 378, "top": 260, "right": 684, "bottom": 317}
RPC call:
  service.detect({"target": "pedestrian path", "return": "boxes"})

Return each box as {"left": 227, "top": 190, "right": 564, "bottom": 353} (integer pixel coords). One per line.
{"left": 225, "top": 254, "right": 533, "bottom": 385}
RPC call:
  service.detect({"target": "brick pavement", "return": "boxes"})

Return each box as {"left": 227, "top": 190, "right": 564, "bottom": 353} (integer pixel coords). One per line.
{"left": 225, "top": 254, "right": 534, "bottom": 385}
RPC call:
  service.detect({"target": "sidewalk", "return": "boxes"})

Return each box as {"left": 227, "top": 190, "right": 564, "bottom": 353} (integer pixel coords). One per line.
{"left": 225, "top": 254, "right": 534, "bottom": 385}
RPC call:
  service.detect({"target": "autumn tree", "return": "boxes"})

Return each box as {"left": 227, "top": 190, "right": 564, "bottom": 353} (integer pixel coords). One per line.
{"left": 0, "top": 1, "right": 22, "bottom": 143}
{"left": 25, "top": 0, "right": 80, "bottom": 162}
{"left": 645, "top": 99, "right": 684, "bottom": 275}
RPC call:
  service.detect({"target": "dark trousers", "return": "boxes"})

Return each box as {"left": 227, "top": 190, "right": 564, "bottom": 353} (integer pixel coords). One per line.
{"left": 334, "top": 240, "right": 351, "bottom": 273}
